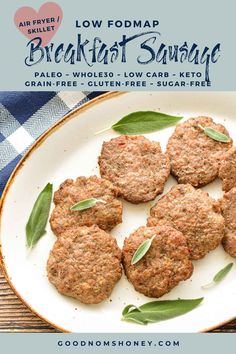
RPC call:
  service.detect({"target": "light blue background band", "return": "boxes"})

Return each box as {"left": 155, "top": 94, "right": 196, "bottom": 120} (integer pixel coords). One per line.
{"left": 0, "top": 1, "right": 235, "bottom": 352}
{"left": 0, "top": 0, "right": 235, "bottom": 91}
{"left": 0, "top": 333, "right": 235, "bottom": 354}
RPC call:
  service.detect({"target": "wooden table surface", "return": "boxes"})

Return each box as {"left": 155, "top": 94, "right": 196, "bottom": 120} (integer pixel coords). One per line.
{"left": 0, "top": 268, "right": 235, "bottom": 333}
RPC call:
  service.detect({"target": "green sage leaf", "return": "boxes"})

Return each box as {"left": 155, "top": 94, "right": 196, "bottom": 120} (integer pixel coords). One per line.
{"left": 26, "top": 183, "right": 53, "bottom": 248}
{"left": 122, "top": 304, "right": 140, "bottom": 317}
{"left": 199, "top": 125, "right": 231, "bottom": 143}
{"left": 122, "top": 298, "right": 204, "bottom": 325}
{"left": 131, "top": 234, "right": 156, "bottom": 265}
{"left": 202, "top": 263, "right": 233, "bottom": 289}
{"left": 70, "top": 198, "right": 106, "bottom": 211}
{"left": 95, "top": 111, "right": 183, "bottom": 135}
{"left": 123, "top": 312, "right": 148, "bottom": 325}
{"left": 214, "top": 263, "right": 234, "bottom": 282}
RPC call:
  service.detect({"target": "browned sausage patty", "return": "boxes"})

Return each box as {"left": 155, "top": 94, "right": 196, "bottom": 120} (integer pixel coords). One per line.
{"left": 147, "top": 184, "right": 225, "bottom": 260}
{"left": 219, "top": 188, "right": 236, "bottom": 257}
{"left": 50, "top": 176, "right": 122, "bottom": 236}
{"left": 166, "top": 117, "right": 232, "bottom": 187}
{"left": 122, "top": 225, "right": 193, "bottom": 298}
{"left": 47, "top": 225, "right": 122, "bottom": 304}
{"left": 98, "top": 135, "right": 170, "bottom": 204}
{"left": 219, "top": 147, "right": 236, "bottom": 192}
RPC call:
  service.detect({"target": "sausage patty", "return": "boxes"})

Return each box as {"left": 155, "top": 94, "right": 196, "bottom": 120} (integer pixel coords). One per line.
{"left": 166, "top": 117, "right": 232, "bottom": 187}
{"left": 47, "top": 225, "right": 122, "bottom": 304}
{"left": 147, "top": 184, "right": 225, "bottom": 260}
{"left": 50, "top": 176, "right": 122, "bottom": 236}
{"left": 219, "top": 188, "right": 236, "bottom": 258}
{"left": 98, "top": 135, "right": 170, "bottom": 204}
{"left": 219, "top": 147, "right": 236, "bottom": 192}
{"left": 122, "top": 225, "right": 193, "bottom": 298}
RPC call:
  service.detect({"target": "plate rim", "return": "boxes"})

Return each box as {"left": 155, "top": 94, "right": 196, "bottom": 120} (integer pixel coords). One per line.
{"left": 0, "top": 91, "right": 235, "bottom": 333}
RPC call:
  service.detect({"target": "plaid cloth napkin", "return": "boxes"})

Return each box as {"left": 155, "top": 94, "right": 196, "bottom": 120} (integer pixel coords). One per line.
{"left": 0, "top": 91, "right": 104, "bottom": 196}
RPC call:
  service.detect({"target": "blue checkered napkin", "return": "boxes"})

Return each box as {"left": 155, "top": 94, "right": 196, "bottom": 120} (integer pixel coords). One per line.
{"left": 0, "top": 91, "right": 104, "bottom": 196}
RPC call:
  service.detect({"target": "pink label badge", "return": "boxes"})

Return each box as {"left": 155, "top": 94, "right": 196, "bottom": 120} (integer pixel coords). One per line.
{"left": 14, "top": 2, "right": 63, "bottom": 47}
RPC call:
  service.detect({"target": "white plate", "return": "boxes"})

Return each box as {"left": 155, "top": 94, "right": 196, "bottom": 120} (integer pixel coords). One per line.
{"left": 1, "top": 91, "right": 236, "bottom": 333}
